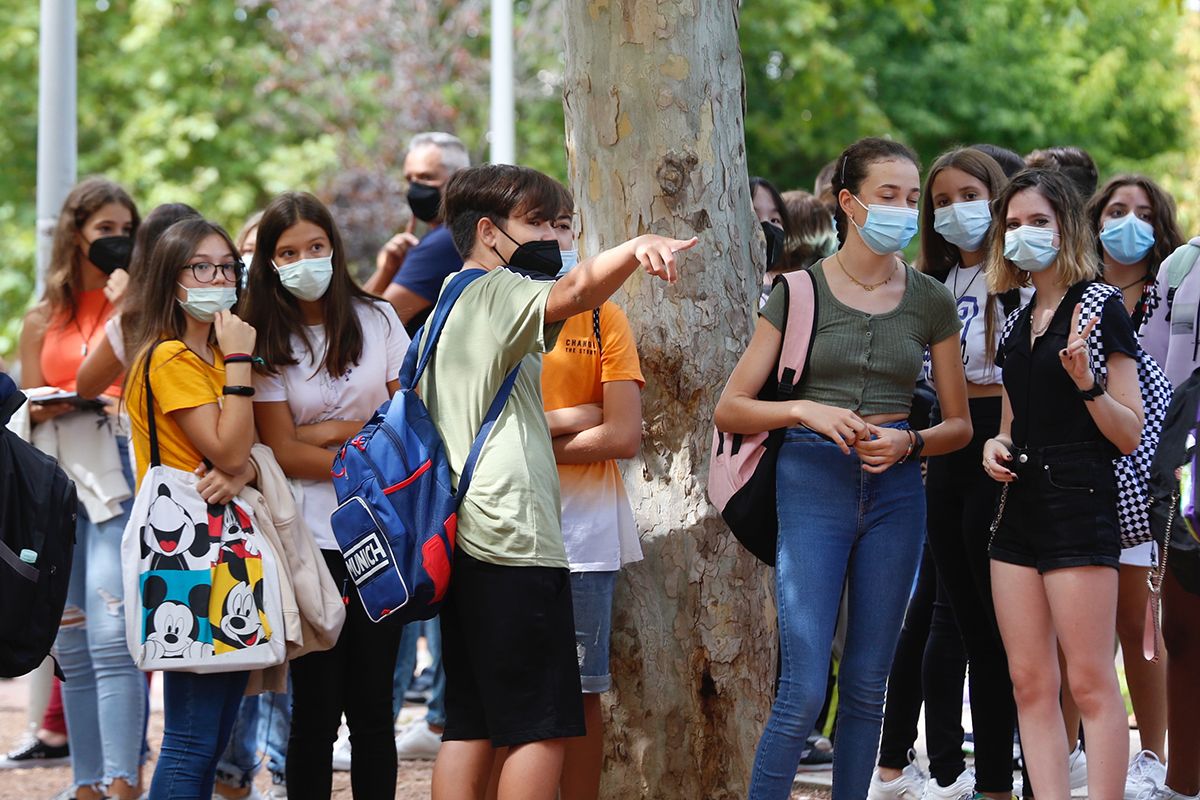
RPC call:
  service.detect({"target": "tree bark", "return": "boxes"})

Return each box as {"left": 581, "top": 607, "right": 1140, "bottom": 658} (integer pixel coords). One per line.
{"left": 562, "top": 3, "right": 776, "bottom": 797}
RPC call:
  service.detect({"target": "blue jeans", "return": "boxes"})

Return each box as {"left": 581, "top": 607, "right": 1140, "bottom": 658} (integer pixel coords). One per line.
{"left": 392, "top": 617, "right": 446, "bottom": 727}
{"left": 570, "top": 571, "right": 618, "bottom": 693}
{"left": 150, "top": 670, "right": 249, "bottom": 799}
{"left": 215, "top": 678, "right": 291, "bottom": 788}
{"left": 748, "top": 426, "right": 926, "bottom": 800}
{"left": 54, "top": 435, "right": 147, "bottom": 791}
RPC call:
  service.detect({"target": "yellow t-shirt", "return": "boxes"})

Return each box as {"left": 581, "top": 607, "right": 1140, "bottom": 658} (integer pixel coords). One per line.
{"left": 541, "top": 302, "right": 645, "bottom": 571}
{"left": 125, "top": 341, "right": 225, "bottom": 489}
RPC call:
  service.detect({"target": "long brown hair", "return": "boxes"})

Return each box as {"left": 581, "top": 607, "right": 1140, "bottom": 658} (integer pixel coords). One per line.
{"left": 1086, "top": 174, "right": 1184, "bottom": 275}
{"left": 44, "top": 177, "right": 140, "bottom": 321}
{"left": 243, "top": 192, "right": 380, "bottom": 378}
{"left": 122, "top": 217, "right": 241, "bottom": 389}
{"left": 918, "top": 148, "right": 1010, "bottom": 364}
{"left": 986, "top": 169, "right": 1100, "bottom": 294}
{"left": 121, "top": 203, "right": 201, "bottom": 359}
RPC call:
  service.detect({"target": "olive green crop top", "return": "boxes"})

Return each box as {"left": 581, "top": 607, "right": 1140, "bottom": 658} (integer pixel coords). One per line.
{"left": 760, "top": 262, "right": 960, "bottom": 416}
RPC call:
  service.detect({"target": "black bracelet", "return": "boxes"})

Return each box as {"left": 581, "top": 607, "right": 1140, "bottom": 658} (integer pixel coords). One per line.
{"left": 224, "top": 355, "right": 265, "bottom": 366}
{"left": 912, "top": 429, "right": 926, "bottom": 459}
{"left": 1078, "top": 373, "right": 1106, "bottom": 401}
{"left": 223, "top": 385, "right": 255, "bottom": 397}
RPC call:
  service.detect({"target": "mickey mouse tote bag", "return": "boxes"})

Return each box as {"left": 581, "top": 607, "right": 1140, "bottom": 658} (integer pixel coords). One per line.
{"left": 120, "top": 345, "right": 285, "bottom": 673}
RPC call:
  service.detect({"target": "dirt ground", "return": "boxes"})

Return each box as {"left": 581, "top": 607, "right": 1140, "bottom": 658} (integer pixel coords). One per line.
{"left": 0, "top": 675, "right": 829, "bottom": 800}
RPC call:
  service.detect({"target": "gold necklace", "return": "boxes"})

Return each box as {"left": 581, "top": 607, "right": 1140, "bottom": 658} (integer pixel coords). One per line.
{"left": 836, "top": 251, "right": 895, "bottom": 292}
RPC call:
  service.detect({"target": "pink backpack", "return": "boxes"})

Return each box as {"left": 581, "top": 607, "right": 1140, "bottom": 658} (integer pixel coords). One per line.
{"left": 708, "top": 270, "right": 817, "bottom": 565}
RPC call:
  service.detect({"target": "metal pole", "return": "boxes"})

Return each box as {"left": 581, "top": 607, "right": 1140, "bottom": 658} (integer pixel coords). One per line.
{"left": 489, "top": 0, "right": 515, "bottom": 165}
{"left": 35, "top": 0, "right": 77, "bottom": 297}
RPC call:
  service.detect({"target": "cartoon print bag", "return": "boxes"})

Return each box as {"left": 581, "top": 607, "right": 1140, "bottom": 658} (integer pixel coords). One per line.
{"left": 120, "top": 344, "right": 285, "bottom": 673}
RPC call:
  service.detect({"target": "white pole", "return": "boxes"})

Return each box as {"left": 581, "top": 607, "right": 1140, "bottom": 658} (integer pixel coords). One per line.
{"left": 35, "top": 0, "right": 77, "bottom": 297}
{"left": 489, "top": 0, "right": 515, "bottom": 165}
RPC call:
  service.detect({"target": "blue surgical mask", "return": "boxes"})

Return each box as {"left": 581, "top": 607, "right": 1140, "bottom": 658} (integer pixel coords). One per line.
{"left": 177, "top": 284, "right": 237, "bottom": 322}
{"left": 274, "top": 254, "right": 334, "bottom": 301}
{"left": 851, "top": 196, "right": 919, "bottom": 255}
{"left": 556, "top": 249, "right": 579, "bottom": 279}
{"left": 1099, "top": 213, "right": 1155, "bottom": 266}
{"left": 933, "top": 200, "right": 991, "bottom": 253}
{"left": 1004, "top": 226, "right": 1059, "bottom": 273}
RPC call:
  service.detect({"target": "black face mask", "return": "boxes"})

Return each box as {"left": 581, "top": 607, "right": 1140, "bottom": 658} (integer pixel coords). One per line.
{"left": 494, "top": 226, "right": 563, "bottom": 278}
{"left": 87, "top": 235, "right": 134, "bottom": 275}
{"left": 407, "top": 182, "right": 442, "bottom": 223}
{"left": 762, "top": 221, "right": 785, "bottom": 270}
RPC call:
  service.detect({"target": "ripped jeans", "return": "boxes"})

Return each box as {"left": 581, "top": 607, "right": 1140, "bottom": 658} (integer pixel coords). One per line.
{"left": 54, "top": 436, "right": 147, "bottom": 791}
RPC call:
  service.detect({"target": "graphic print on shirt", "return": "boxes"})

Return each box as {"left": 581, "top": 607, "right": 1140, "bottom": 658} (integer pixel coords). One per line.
{"left": 958, "top": 294, "right": 981, "bottom": 370}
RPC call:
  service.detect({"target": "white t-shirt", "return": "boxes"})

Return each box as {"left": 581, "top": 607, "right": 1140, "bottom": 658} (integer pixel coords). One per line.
{"left": 946, "top": 264, "right": 1033, "bottom": 385}
{"left": 105, "top": 316, "right": 128, "bottom": 367}
{"left": 254, "top": 300, "right": 410, "bottom": 549}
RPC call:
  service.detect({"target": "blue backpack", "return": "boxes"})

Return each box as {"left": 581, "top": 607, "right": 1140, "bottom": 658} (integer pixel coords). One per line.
{"left": 330, "top": 269, "right": 519, "bottom": 623}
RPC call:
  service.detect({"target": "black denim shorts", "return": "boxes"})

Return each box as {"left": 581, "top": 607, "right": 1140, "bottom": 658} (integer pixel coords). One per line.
{"left": 989, "top": 442, "right": 1121, "bottom": 573}
{"left": 439, "top": 549, "right": 586, "bottom": 747}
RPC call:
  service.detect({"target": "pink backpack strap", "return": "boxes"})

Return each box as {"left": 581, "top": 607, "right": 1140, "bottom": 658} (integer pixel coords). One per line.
{"left": 775, "top": 270, "right": 817, "bottom": 395}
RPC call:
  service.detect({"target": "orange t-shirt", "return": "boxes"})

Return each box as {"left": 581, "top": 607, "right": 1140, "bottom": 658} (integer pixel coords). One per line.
{"left": 541, "top": 302, "right": 645, "bottom": 571}
{"left": 40, "top": 288, "right": 122, "bottom": 396}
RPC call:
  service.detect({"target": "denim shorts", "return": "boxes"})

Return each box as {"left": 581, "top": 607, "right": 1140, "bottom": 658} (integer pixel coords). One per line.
{"left": 570, "top": 571, "right": 617, "bottom": 693}
{"left": 989, "top": 442, "right": 1121, "bottom": 573}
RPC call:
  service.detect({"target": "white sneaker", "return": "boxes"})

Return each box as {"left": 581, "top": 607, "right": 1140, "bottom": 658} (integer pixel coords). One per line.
{"left": 1068, "top": 744, "right": 1088, "bottom": 791}
{"left": 925, "top": 768, "right": 976, "bottom": 800}
{"left": 1141, "top": 788, "right": 1200, "bottom": 800}
{"left": 331, "top": 736, "right": 352, "bottom": 771}
{"left": 1126, "top": 751, "right": 1167, "bottom": 800}
{"left": 268, "top": 782, "right": 288, "bottom": 800}
{"left": 395, "top": 718, "right": 443, "bottom": 761}
{"left": 867, "top": 751, "right": 928, "bottom": 800}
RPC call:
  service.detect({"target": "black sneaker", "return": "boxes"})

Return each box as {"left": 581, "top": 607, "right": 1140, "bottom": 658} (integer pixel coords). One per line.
{"left": 797, "top": 733, "right": 834, "bottom": 771}
{"left": 1, "top": 737, "right": 70, "bottom": 769}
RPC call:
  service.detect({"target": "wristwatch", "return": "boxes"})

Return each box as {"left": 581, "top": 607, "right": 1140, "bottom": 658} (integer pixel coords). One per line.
{"left": 1077, "top": 374, "right": 1105, "bottom": 401}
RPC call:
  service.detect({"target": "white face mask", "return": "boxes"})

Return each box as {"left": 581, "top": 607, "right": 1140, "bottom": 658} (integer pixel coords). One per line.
{"left": 1004, "top": 226, "right": 1060, "bottom": 273}
{"left": 274, "top": 254, "right": 334, "bottom": 302}
{"left": 933, "top": 200, "right": 992, "bottom": 253}
{"left": 176, "top": 285, "right": 237, "bottom": 322}
{"left": 555, "top": 249, "right": 579, "bottom": 279}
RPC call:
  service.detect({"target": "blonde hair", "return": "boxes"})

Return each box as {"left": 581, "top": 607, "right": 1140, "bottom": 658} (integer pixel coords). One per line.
{"left": 986, "top": 169, "right": 1099, "bottom": 294}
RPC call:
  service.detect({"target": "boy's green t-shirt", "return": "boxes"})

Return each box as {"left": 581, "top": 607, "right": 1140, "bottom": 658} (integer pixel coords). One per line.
{"left": 417, "top": 267, "right": 567, "bottom": 568}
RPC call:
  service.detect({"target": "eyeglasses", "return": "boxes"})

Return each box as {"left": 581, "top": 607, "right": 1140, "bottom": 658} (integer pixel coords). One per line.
{"left": 179, "top": 261, "right": 243, "bottom": 284}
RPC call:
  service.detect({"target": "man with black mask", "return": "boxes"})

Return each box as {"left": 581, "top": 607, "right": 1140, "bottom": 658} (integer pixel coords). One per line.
{"left": 364, "top": 131, "right": 471, "bottom": 335}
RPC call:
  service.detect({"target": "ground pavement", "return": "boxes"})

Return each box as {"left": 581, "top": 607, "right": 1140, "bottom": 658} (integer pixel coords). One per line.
{"left": 0, "top": 673, "right": 830, "bottom": 799}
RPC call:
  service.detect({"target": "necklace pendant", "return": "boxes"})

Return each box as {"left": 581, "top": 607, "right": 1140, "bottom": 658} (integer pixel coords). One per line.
{"left": 864, "top": 284, "right": 876, "bottom": 292}
{"left": 81, "top": 342, "right": 88, "bottom": 357}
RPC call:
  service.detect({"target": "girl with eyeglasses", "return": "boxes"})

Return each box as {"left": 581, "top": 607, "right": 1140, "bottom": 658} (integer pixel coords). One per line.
{"left": 17, "top": 177, "right": 145, "bottom": 800}
{"left": 122, "top": 217, "right": 259, "bottom": 799}
{"left": 77, "top": 203, "right": 202, "bottom": 398}
{"left": 243, "top": 192, "right": 410, "bottom": 799}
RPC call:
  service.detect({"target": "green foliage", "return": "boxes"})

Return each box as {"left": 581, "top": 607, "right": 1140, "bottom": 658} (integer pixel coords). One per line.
{"left": 742, "top": 0, "right": 1195, "bottom": 195}
{"left": 0, "top": 0, "right": 1195, "bottom": 359}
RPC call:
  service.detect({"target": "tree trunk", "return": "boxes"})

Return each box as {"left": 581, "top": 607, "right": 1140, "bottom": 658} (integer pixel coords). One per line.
{"left": 562, "top": 3, "right": 776, "bottom": 797}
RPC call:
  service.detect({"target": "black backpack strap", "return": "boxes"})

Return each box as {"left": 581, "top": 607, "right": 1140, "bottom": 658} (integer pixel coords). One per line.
{"left": 999, "top": 288, "right": 1021, "bottom": 318}
{"left": 592, "top": 307, "right": 602, "bottom": 356}
{"left": 143, "top": 342, "right": 163, "bottom": 468}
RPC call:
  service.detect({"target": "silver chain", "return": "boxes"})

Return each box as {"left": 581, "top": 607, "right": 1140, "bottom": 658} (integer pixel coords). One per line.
{"left": 988, "top": 484, "right": 1010, "bottom": 550}
{"left": 1145, "top": 489, "right": 1177, "bottom": 663}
